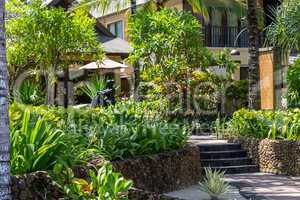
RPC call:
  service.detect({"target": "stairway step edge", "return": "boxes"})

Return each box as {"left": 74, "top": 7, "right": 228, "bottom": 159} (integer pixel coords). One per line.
{"left": 198, "top": 143, "right": 241, "bottom": 147}
{"left": 200, "top": 150, "right": 246, "bottom": 154}
{"left": 201, "top": 165, "right": 258, "bottom": 169}
{"left": 201, "top": 157, "right": 250, "bottom": 162}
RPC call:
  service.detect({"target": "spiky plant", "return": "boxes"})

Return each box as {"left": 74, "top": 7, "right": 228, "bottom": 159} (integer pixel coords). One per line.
{"left": 80, "top": 75, "right": 107, "bottom": 100}
{"left": 199, "top": 168, "right": 230, "bottom": 200}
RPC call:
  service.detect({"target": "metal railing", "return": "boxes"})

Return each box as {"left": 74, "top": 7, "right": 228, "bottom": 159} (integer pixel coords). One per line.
{"left": 203, "top": 25, "right": 249, "bottom": 48}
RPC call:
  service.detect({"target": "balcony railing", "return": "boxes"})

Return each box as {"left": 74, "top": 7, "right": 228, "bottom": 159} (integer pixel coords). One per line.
{"left": 203, "top": 25, "right": 249, "bottom": 48}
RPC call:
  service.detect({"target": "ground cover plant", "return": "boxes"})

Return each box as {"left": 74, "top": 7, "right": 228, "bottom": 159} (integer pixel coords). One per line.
{"left": 10, "top": 99, "right": 188, "bottom": 170}
{"left": 227, "top": 108, "right": 300, "bottom": 140}
{"left": 286, "top": 57, "right": 300, "bottom": 108}
{"left": 9, "top": 99, "right": 187, "bottom": 198}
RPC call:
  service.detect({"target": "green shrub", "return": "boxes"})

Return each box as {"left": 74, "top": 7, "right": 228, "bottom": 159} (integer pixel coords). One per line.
{"left": 228, "top": 108, "right": 300, "bottom": 140}
{"left": 51, "top": 163, "right": 133, "bottom": 200}
{"left": 10, "top": 110, "right": 71, "bottom": 174}
{"left": 17, "top": 79, "right": 46, "bottom": 105}
{"left": 287, "top": 57, "right": 300, "bottom": 108}
{"left": 10, "top": 99, "right": 187, "bottom": 166}
{"left": 82, "top": 121, "right": 188, "bottom": 160}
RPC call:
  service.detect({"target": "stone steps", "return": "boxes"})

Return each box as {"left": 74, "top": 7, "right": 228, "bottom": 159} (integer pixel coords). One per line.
{"left": 200, "top": 150, "right": 247, "bottom": 159}
{"left": 198, "top": 143, "right": 259, "bottom": 174}
{"left": 204, "top": 165, "right": 259, "bottom": 174}
{"left": 201, "top": 157, "right": 252, "bottom": 167}
{"left": 198, "top": 143, "right": 241, "bottom": 152}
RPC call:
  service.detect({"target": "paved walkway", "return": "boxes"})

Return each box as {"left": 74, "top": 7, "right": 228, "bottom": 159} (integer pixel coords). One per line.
{"left": 164, "top": 173, "right": 300, "bottom": 200}
{"left": 169, "top": 136, "right": 300, "bottom": 200}
{"left": 225, "top": 173, "right": 300, "bottom": 200}
{"left": 164, "top": 184, "right": 246, "bottom": 200}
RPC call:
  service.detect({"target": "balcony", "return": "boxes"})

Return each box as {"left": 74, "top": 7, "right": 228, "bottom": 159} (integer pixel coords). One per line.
{"left": 203, "top": 25, "right": 249, "bottom": 48}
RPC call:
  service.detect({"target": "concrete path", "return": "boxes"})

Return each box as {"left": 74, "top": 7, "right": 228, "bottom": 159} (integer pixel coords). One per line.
{"left": 225, "top": 173, "right": 300, "bottom": 200}
{"left": 188, "top": 135, "right": 228, "bottom": 145}
{"left": 164, "top": 184, "right": 247, "bottom": 200}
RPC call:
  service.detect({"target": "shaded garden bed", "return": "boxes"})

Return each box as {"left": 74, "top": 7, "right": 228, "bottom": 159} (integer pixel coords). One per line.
{"left": 12, "top": 145, "right": 201, "bottom": 199}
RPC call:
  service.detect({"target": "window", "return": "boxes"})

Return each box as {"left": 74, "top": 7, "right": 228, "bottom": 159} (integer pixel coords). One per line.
{"left": 107, "top": 20, "right": 124, "bottom": 39}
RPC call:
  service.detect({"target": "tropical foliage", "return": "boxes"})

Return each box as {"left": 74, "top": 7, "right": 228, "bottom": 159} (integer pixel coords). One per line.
{"left": 10, "top": 110, "right": 70, "bottom": 174}
{"left": 17, "top": 78, "right": 46, "bottom": 105}
{"left": 6, "top": 0, "right": 104, "bottom": 105}
{"left": 128, "top": 9, "right": 240, "bottom": 114}
{"left": 286, "top": 57, "right": 300, "bottom": 108}
{"left": 266, "top": 0, "right": 300, "bottom": 51}
{"left": 10, "top": 99, "right": 186, "bottom": 171}
{"left": 228, "top": 108, "right": 300, "bottom": 140}
{"left": 51, "top": 163, "right": 133, "bottom": 200}
{"left": 128, "top": 8, "right": 209, "bottom": 81}
{"left": 80, "top": 75, "right": 107, "bottom": 100}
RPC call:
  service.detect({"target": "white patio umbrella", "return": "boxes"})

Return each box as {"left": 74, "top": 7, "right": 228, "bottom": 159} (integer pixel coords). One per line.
{"left": 79, "top": 58, "right": 128, "bottom": 70}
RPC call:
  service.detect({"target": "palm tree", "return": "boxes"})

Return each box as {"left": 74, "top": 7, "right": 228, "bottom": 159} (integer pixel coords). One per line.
{"left": 0, "top": 0, "right": 11, "bottom": 199}
{"left": 246, "top": 0, "right": 260, "bottom": 109}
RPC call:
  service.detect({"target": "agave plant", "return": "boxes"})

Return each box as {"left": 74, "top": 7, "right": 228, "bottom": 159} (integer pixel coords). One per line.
{"left": 80, "top": 75, "right": 107, "bottom": 100}
{"left": 10, "top": 110, "right": 68, "bottom": 174}
{"left": 199, "top": 168, "right": 229, "bottom": 200}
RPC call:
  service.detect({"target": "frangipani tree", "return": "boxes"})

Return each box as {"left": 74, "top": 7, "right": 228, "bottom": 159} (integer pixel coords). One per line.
{"left": 7, "top": 0, "right": 104, "bottom": 107}
{"left": 128, "top": 8, "right": 217, "bottom": 112}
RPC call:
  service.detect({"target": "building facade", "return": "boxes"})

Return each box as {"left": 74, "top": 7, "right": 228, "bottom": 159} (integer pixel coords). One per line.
{"left": 97, "top": 0, "right": 280, "bottom": 67}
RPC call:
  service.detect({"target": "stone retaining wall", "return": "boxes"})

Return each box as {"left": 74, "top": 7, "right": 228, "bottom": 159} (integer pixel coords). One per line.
{"left": 11, "top": 171, "right": 63, "bottom": 200}
{"left": 228, "top": 136, "right": 260, "bottom": 166}
{"left": 259, "top": 139, "right": 300, "bottom": 176}
{"left": 229, "top": 136, "right": 300, "bottom": 176}
{"left": 12, "top": 146, "right": 200, "bottom": 200}
{"left": 111, "top": 145, "right": 201, "bottom": 193}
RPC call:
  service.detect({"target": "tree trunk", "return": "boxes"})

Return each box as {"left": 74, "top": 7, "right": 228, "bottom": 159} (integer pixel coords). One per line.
{"left": 247, "top": 0, "right": 260, "bottom": 109}
{"left": 62, "top": 0, "right": 69, "bottom": 108}
{"left": 0, "top": 0, "right": 11, "bottom": 199}
{"left": 156, "top": 0, "right": 164, "bottom": 11}
{"left": 131, "top": 0, "right": 140, "bottom": 100}
{"left": 63, "top": 66, "right": 69, "bottom": 108}
{"left": 131, "top": 0, "right": 136, "bottom": 14}
{"left": 47, "top": 67, "right": 56, "bottom": 105}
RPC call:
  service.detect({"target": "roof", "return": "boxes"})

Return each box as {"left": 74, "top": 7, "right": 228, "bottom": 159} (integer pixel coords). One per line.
{"left": 45, "top": 0, "right": 132, "bottom": 55}
{"left": 101, "top": 38, "right": 133, "bottom": 55}
{"left": 79, "top": 58, "right": 128, "bottom": 70}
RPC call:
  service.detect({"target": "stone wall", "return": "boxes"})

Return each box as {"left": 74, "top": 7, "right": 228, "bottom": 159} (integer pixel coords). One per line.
{"left": 111, "top": 145, "right": 201, "bottom": 193}
{"left": 11, "top": 171, "right": 63, "bottom": 200}
{"left": 259, "top": 139, "right": 300, "bottom": 176}
{"left": 12, "top": 146, "right": 200, "bottom": 199}
{"left": 228, "top": 136, "right": 261, "bottom": 166}
{"left": 229, "top": 136, "right": 300, "bottom": 176}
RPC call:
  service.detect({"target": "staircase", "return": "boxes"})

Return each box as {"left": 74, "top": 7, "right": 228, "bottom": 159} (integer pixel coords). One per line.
{"left": 198, "top": 143, "right": 259, "bottom": 174}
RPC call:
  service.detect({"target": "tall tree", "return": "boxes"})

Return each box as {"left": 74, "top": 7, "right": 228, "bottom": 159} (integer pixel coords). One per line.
{"left": 247, "top": 0, "right": 260, "bottom": 109}
{"left": 0, "top": 0, "right": 11, "bottom": 199}
{"left": 7, "top": 0, "right": 103, "bottom": 107}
